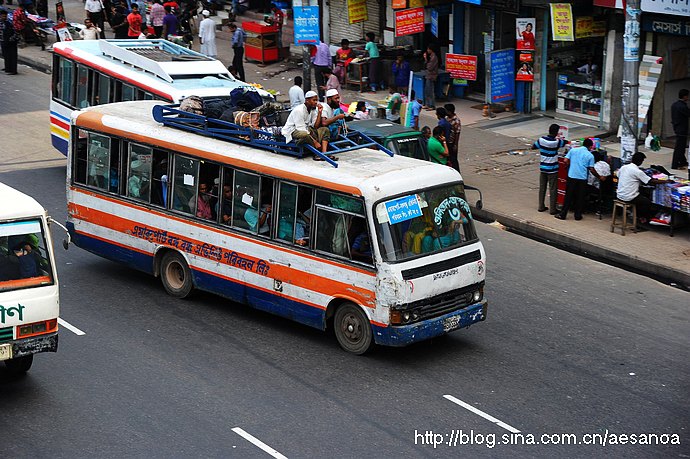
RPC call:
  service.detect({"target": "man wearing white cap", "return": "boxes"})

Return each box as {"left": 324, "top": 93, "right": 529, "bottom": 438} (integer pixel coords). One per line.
{"left": 321, "top": 88, "right": 347, "bottom": 138}
{"left": 198, "top": 10, "right": 217, "bottom": 59}
{"left": 281, "top": 91, "right": 332, "bottom": 159}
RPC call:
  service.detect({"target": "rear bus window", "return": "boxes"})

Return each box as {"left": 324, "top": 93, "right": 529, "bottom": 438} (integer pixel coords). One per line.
{"left": 0, "top": 220, "right": 54, "bottom": 292}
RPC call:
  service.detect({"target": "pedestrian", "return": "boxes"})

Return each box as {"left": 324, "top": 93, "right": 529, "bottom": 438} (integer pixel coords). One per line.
{"left": 289, "top": 75, "right": 305, "bottom": 109}
{"left": 420, "top": 126, "right": 431, "bottom": 149}
{"left": 110, "top": 5, "right": 128, "bottom": 39}
{"left": 533, "top": 123, "right": 567, "bottom": 214}
{"left": 334, "top": 39, "right": 354, "bottom": 85}
{"left": 444, "top": 103, "right": 462, "bottom": 172}
{"left": 428, "top": 126, "right": 449, "bottom": 166}
{"left": 670, "top": 88, "right": 689, "bottom": 171}
{"left": 385, "top": 87, "right": 402, "bottom": 123}
{"left": 353, "top": 101, "right": 369, "bottom": 120}
{"left": 556, "top": 138, "right": 603, "bottom": 221}
{"left": 616, "top": 152, "right": 665, "bottom": 223}
{"left": 127, "top": 4, "right": 142, "bottom": 38}
{"left": 12, "top": 3, "right": 27, "bottom": 41}
{"left": 281, "top": 90, "right": 332, "bottom": 160}
{"left": 79, "top": 18, "right": 101, "bottom": 39}
{"left": 161, "top": 5, "right": 178, "bottom": 37}
{"left": 228, "top": 22, "right": 245, "bottom": 81}
{"left": 436, "top": 107, "right": 451, "bottom": 141}
{"left": 198, "top": 10, "right": 217, "bottom": 59}
{"left": 269, "top": 5, "right": 283, "bottom": 52}
{"left": 423, "top": 45, "right": 439, "bottom": 110}
{"left": 409, "top": 89, "right": 422, "bottom": 130}
{"left": 363, "top": 32, "right": 379, "bottom": 93}
{"left": 227, "top": 65, "right": 240, "bottom": 80}
{"left": 391, "top": 54, "right": 410, "bottom": 94}
{"left": 320, "top": 67, "right": 341, "bottom": 96}
{"left": 149, "top": 0, "right": 164, "bottom": 37}
{"left": 310, "top": 40, "right": 331, "bottom": 100}
{"left": 84, "top": 0, "right": 107, "bottom": 38}
{"left": 0, "top": 9, "right": 18, "bottom": 75}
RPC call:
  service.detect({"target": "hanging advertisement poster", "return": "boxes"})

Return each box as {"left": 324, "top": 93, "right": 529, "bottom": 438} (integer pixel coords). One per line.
{"left": 348, "top": 0, "right": 368, "bottom": 24}
{"left": 516, "top": 18, "right": 535, "bottom": 50}
{"left": 575, "top": 16, "right": 593, "bottom": 38}
{"left": 516, "top": 52, "right": 534, "bottom": 82}
{"left": 623, "top": 7, "right": 641, "bottom": 62}
{"left": 488, "top": 49, "right": 515, "bottom": 103}
{"left": 395, "top": 8, "right": 425, "bottom": 37}
{"left": 550, "top": 3, "right": 574, "bottom": 41}
{"left": 293, "top": 6, "right": 320, "bottom": 45}
{"left": 55, "top": 23, "right": 72, "bottom": 41}
{"left": 392, "top": 0, "right": 406, "bottom": 9}
{"left": 446, "top": 54, "right": 478, "bottom": 80}
{"left": 55, "top": 1, "right": 66, "bottom": 23}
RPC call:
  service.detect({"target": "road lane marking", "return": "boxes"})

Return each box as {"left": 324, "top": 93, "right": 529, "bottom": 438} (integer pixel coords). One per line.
{"left": 444, "top": 394, "right": 520, "bottom": 433}
{"left": 232, "top": 427, "right": 287, "bottom": 459}
{"left": 58, "top": 318, "right": 86, "bottom": 336}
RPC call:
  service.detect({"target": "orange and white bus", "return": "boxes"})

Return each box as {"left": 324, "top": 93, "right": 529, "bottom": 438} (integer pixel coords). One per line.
{"left": 66, "top": 101, "right": 488, "bottom": 353}
{"left": 51, "top": 39, "right": 269, "bottom": 156}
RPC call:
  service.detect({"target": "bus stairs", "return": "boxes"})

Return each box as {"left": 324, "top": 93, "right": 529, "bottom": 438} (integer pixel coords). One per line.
{"left": 151, "top": 104, "right": 394, "bottom": 168}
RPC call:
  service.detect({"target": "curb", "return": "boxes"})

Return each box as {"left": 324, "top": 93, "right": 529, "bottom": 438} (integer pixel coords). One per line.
{"left": 18, "top": 51, "right": 52, "bottom": 74}
{"left": 473, "top": 207, "right": 690, "bottom": 290}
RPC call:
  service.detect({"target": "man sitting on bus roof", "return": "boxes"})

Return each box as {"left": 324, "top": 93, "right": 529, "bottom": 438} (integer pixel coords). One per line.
{"left": 321, "top": 88, "right": 347, "bottom": 139}
{"left": 281, "top": 90, "right": 333, "bottom": 160}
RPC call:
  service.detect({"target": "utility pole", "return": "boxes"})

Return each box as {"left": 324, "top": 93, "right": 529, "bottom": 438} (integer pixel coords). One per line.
{"left": 620, "top": 0, "right": 641, "bottom": 164}
{"left": 302, "top": 46, "right": 312, "bottom": 93}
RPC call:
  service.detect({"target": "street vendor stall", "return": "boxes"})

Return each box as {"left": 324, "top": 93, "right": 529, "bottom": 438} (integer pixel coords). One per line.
{"left": 651, "top": 178, "right": 690, "bottom": 236}
{"left": 243, "top": 21, "right": 279, "bottom": 65}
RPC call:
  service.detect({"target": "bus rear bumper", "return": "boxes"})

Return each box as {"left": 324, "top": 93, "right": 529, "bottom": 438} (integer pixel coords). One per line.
{"left": 373, "top": 300, "right": 487, "bottom": 347}
{"left": 11, "top": 333, "right": 58, "bottom": 358}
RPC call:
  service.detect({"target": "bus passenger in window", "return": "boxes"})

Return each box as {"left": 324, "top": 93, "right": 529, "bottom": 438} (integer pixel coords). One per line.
{"left": 351, "top": 231, "right": 372, "bottom": 262}
{"left": 13, "top": 242, "right": 39, "bottom": 278}
{"left": 192, "top": 182, "right": 213, "bottom": 219}
{"left": 220, "top": 184, "right": 232, "bottom": 224}
{"left": 245, "top": 202, "right": 271, "bottom": 234}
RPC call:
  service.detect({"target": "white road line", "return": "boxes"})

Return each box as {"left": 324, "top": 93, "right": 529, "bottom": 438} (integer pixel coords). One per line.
{"left": 232, "top": 427, "right": 287, "bottom": 459}
{"left": 444, "top": 394, "right": 520, "bottom": 433}
{"left": 58, "top": 318, "right": 86, "bottom": 336}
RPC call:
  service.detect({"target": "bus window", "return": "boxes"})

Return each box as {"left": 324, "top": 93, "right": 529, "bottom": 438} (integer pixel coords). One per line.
{"left": 315, "top": 209, "right": 350, "bottom": 258}
{"left": 0, "top": 220, "right": 54, "bottom": 290}
{"left": 94, "top": 73, "right": 111, "bottom": 105}
{"left": 144, "top": 92, "right": 155, "bottom": 100}
{"left": 171, "top": 155, "right": 199, "bottom": 214}
{"left": 277, "top": 183, "right": 312, "bottom": 246}
{"left": 121, "top": 84, "right": 136, "bottom": 101}
{"left": 194, "top": 161, "right": 220, "bottom": 220}
{"left": 86, "top": 133, "right": 111, "bottom": 190}
{"left": 55, "top": 57, "right": 74, "bottom": 105}
{"left": 73, "top": 129, "right": 88, "bottom": 184}
{"left": 232, "top": 171, "right": 261, "bottom": 233}
{"left": 127, "top": 144, "right": 152, "bottom": 202}
{"left": 150, "top": 151, "right": 170, "bottom": 207}
{"left": 219, "top": 167, "right": 234, "bottom": 224}
{"left": 315, "top": 190, "right": 364, "bottom": 215}
{"left": 75, "top": 64, "right": 91, "bottom": 108}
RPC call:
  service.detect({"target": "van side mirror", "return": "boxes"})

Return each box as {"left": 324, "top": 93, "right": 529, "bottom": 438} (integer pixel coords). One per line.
{"left": 48, "top": 217, "right": 71, "bottom": 250}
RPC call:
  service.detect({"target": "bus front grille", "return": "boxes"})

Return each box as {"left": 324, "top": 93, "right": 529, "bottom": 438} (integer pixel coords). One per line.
{"left": 0, "top": 326, "right": 13, "bottom": 343}
{"left": 405, "top": 282, "right": 484, "bottom": 320}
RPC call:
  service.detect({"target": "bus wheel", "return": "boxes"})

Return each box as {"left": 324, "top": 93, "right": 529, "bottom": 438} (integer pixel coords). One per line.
{"left": 4, "top": 355, "right": 33, "bottom": 375}
{"left": 334, "top": 303, "right": 374, "bottom": 355}
{"left": 160, "top": 252, "right": 193, "bottom": 298}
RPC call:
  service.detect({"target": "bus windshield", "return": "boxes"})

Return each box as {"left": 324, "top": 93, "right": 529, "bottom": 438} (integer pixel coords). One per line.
{"left": 389, "top": 136, "right": 427, "bottom": 161}
{"left": 0, "top": 219, "right": 54, "bottom": 292}
{"left": 375, "top": 183, "right": 478, "bottom": 262}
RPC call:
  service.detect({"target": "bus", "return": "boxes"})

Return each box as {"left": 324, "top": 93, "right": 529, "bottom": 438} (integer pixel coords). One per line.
{"left": 0, "top": 183, "right": 64, "bottom": 374}
{"left": 51, "top": 39, "right": 269, "bottom": 156}
{"left": 66, "top": 101, "right": 488, "bottom": 354}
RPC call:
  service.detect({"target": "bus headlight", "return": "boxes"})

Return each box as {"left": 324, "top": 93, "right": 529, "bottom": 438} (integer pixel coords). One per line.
{"left": 473, "top": 290, "right": 482, "bottom": 303}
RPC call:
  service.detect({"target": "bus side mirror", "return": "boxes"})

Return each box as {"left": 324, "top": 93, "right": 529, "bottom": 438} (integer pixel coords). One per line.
{"left": 475, "top": 199, "right": 483, "bottom": 210}
{"left": 48, "top": 217, "right": 71, "bottom": 250}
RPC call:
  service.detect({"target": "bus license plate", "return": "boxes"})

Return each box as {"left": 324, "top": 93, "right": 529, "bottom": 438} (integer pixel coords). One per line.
{"left": 0, "top": 343, "right": 12, "bottom": 361}
{"left": 443, "top": 315, "right": 461, "bottom": 332}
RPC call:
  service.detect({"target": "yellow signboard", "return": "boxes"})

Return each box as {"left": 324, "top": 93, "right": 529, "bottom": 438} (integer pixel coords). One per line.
{"left": 409, "top": 0, "right": 427, "bottom": 7}
{"left": 348, "top": 0, "right": 368, "bottom": 24}
{"left": 575, "top": 16, "right": 593, "bottom": 39}
{"left": 550, "top": 3, "right": 574, "bottom": 41}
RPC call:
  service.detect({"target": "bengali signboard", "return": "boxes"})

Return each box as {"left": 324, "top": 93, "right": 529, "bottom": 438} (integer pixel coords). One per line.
{"left": 550, "top": 3, "right": 574, "bottom": 41}
{"left": 446, "top": 54, "right": 477, "bottom": 80}
{"left": 641, "top": 0, "right": 690, "bottom": 16}
{"left": 293, "top": 6, "right": 320, "bottom": 45}
{"left": 392, "top": 0, "right": 407, "bottom": 9}
{"left": 395, "top": 8, "right": 425, "bottom": 37}
{"left": 575, "top": 16, "right": 593, "bottom": 38}
{"left": 347, "top": 0, "right": 368, "bottom": 24}
{"left": 642, "top": 15, "right": 690, "bottom": 36}
{"left": 489, "top": 49, "right": 515, "bottom": 103}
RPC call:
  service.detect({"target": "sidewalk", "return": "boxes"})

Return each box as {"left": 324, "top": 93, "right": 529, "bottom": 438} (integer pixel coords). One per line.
{"left": 11, "top": 0, "right": 690, "bottom": 289}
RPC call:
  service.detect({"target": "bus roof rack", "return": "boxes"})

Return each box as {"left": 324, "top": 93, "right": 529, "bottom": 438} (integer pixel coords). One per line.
{"left": 152, "top": 104, "right": 394, "bottom": 168}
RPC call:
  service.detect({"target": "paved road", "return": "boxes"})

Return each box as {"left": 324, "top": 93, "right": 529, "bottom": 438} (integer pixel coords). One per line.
{"left": 0, "top": 69, "right": 688, "bottom": 458}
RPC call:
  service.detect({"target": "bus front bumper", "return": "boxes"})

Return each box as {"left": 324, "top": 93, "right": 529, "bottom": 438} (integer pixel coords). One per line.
{"left": 9, "top": 333, "right": 58, "bottom": 359}
{"left": 373, "top": 300, "right": 487, "bottom": 347}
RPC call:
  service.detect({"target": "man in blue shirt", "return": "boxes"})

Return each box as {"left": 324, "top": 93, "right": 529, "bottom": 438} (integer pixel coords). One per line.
{"left": 436, "top": 106, "right": 451, "bottom": 140}
{"left": 556, "top": 138, "right": 602, "bottom": 221}
{"left": 533, "top": 123, "right": 567, "bottom": 214}
{"left": 228, "top": 23, "right": 246, "bottom": 81}
{"left": 409, "top": 90, "right": 422, "bottom": 130}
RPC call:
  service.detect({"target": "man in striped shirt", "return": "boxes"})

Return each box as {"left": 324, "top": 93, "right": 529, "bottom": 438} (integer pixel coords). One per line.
{"left": 532, "top": 124, "right": 567, "bottom": 214}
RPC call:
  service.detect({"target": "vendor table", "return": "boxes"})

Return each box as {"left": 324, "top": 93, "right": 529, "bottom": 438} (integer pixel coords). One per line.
{"left": 346, "top": 60, "right": 369, "bottom": 91}
{"left": 651, "top": 180, "right": 690, "bottom": 237}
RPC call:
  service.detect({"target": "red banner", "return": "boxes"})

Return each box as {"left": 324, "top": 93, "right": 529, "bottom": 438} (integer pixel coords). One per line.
{"left": 392, "top": 0, "right": 407, "bottom": 9}
{"left": 446, "top": 54, "right": 477, "bottom": 80}
{"left": 395, "top": 8, "right": 425, "bottom": 37}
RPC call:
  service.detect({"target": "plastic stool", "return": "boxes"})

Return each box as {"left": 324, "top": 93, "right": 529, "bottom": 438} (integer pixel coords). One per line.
{"left": 610, "top": 200, "right": 637, "bottom": 235}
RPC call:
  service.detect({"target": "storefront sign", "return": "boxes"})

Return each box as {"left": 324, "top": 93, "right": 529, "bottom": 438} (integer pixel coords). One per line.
{"left": 395, "top": 8, "right": 425, "bottom": 37}
{"left": 550, "top": 3, "right": 574, "bottom": 42}
{"left": 431, "top": 9, "right": 439, "bottom": 38}
{"left": 642, "top": 15, "right": 690, "bottom": 36}
{"left": 347, "top": 0, "right": 368, "bottom": 24}
{"left": 392, "top": 0, "right": 407, "bottom": 9}
{"left": 516, "top": 51, "right": 534, "bottom": 82}
{"left": 488, "top": 49, "right": 515, "bottom": 103}
{"left": 641, "top": 0, "right": 689, "bottom": 17}
{"left": 591, "top": 21, "right": 607, "bottom": 37}
{"left": 638, "top": 55, "right": 663, "bottom": 132}
{"left": 593, "top": 0, "right": 624, "bottom": 8}
{"left": 446, "top": 54, "right": 478, "bottom": 80}
{"left": 575, "top": 16, "right": 593, "bottom": 38}
{"left": 516, "top": 18, "right": 536, "bottom": 50}
{"left": 623, "top": 7, "right": 641, "bottom": 62}
{"left": 293, "top": 6, "right": 320, "bottom": 45}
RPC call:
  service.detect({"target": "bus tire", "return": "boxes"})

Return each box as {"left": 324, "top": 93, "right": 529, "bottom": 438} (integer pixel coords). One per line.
{"left": 160, "top": 252, "right": 194, "bottom": 299}
{"left": 334, "top": 303, "right": 374, "bottom": 355}
{"left": 4, "top": 355, "right": 33, "bottom": 374}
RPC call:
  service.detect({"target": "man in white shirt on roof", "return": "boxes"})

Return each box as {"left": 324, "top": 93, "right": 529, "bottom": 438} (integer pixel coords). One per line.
{"left": 289, "top": 76, "right": 305, "bottom": 108}
{"left": 281, "top": 90, "right": 331, "bottom": 159}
